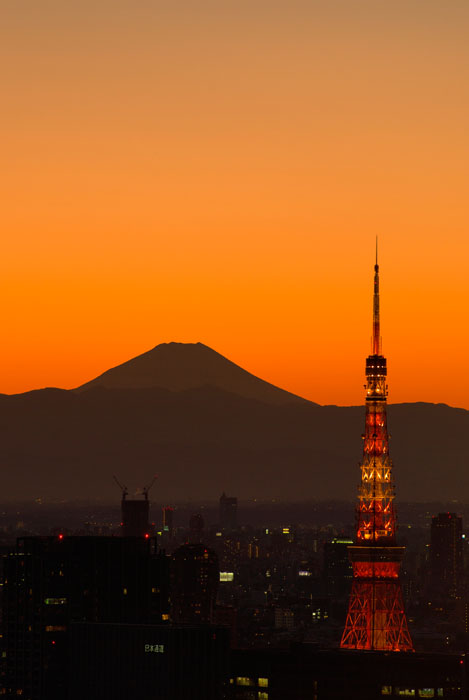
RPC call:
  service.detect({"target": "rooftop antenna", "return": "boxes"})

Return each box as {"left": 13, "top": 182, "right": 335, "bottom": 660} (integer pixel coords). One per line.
{"left": 372, "top": 236, "right": 381, "bottom": 356}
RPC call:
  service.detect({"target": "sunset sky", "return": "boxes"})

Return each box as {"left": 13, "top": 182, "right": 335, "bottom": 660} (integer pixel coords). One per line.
{"left": 1, "top": 1, "right": 468, "bottom": 407}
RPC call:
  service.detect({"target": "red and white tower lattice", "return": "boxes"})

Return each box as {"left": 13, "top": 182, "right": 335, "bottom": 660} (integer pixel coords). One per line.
{"left": 340, "top": 245, "right": 413, "bottom": 652}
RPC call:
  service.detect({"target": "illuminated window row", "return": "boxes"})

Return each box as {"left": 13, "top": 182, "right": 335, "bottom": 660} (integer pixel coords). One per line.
{"left": 381, "top": 688, "right": 444, "bottom": 697}
{"left": 235, "top": 677, "right": 269, "bottom": 689}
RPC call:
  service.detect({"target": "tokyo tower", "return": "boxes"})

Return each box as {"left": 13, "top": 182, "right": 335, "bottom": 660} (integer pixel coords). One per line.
{"left": 340, "top": 244, "right": 413, "bottom": 652}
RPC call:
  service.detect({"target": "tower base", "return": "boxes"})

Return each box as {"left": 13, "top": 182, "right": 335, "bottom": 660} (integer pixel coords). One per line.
{"left": 341, "top": 578, "right": 413, "bottom": 651}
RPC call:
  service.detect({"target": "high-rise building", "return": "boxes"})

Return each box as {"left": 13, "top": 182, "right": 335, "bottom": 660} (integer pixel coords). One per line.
{"left": 188, "top": 513, "right": 205, "bottom": 543}
{"left": 341, "top": 246, "right": 413, "bottom": 651}
{"left": 2, "top": 536, "right": 169, "bottom": 699}
{"left": 430, "top": 512, "right": 463, "bottom": 599}
{"left": 122, "top": 498, "right": 150, "bottom": 537}
{"left": 323, "top": 538, "right": 353, "bottom": 598}
{"left": 170, "top": 544, "right": 219, "bottom": 624}
{"left": 115, "top": 476, "right": 156, "bottom": 537}
{"left": 219, "top": 492, "right": 238, "bottom": 531}
{"left": 162, "top": 506, "right": 174, "bottom": 538}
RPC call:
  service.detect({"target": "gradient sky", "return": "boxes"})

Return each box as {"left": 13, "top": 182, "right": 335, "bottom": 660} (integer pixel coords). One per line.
{"left": 1, "top": 1, "right": 468, "bottom": 407}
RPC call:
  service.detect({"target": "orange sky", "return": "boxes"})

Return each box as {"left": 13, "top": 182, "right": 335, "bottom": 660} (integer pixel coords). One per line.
{"left": 1, "top": 0, "right": 468, "bottom": 407}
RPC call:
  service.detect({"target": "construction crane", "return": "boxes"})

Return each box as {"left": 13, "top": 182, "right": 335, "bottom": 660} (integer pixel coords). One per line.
{"left": 113, "top": 475, "right": 128, "bottom": 501}
{"left": 142, "top": 475, "right": 157, "bottom": 501}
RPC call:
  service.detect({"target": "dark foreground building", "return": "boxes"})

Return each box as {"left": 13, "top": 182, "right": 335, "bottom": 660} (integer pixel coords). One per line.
{"left": 1, "top": 536, "right": 169, "bottom": 699}
{"left": 70, "top": 622, "right": 230, "bottom": 700}
{"left": 229, "top": 646, "right": 467, "bottom": 699}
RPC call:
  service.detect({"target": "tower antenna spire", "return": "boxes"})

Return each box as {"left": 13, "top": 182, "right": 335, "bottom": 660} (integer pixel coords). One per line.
{"left": 372, "top": 238, "right": 381, "bottom": 355}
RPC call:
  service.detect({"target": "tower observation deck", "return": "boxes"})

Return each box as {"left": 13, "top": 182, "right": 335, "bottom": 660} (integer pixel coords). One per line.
{"left": 340, "top": 245, "right": 413, "bottom": 652}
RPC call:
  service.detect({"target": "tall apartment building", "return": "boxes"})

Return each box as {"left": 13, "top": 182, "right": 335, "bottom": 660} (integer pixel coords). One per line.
{"left": 430, "top": 512, "right": 463, "bottom": 599}
{"left": 219, "top": 493, "right": 238, "bottom": 531}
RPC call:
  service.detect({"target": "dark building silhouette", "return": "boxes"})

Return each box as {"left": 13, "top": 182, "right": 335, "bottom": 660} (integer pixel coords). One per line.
{"left": 116, "top": 476, "right": 156, "bottom": 537}
{"left": 162, "top": 506, "right": 174, "bottom": 538}
{"left": 219, "top": 492, "right": 238, "bottom": 531}
{"left": 323, "top": 538, "right": 353, "bottom": 598}
{"left": 122, "top": 497, "right": 150, "bottom": 537}
{"left": 430, "top": 512, "right": 463, "bottom": 599}
{"left": 70, "top": 623, "right": 229, "bottom": 700}
{"left": 170, "top": 544, "right": 219, "bottom": 624}
{"left": 214, "top": 604, "right": 238, "bottom": 647}
{"left": 2, "top": 536, "right": 169, "bottom": 699}
{"left": 189, "top": 513, "right": 205, "bottom": 543}
{"left": 229, "top": 646, "right": 468, "bottom": 699}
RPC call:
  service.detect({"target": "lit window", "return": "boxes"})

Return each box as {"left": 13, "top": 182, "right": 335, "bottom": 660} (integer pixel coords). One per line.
{"left": 123, "top": 588, "right": 128, "bottom": 595}
{"left": 395, "top": 690, "right": 416, "bottom": 697}
{"left": 161, "top": 614, "right": 169, "bottom": 621}
{"left": 220, "top": 572, "right": 234, "bottom": 582}
{"left": 258, "top": 693, "right": 268, "bottom": 700}
{"left": 418, "top": 691, "right": 435, "bottom": 698}
{"left": 381, "top": 687, "right": 392, "bottom": 695}
{"left": 258, "top": 678, "right": 269, "bottom": 688}
{"left": 144, "top": 644, "right": 164, "bottom": 653}
{"left": 236, "top": 677, "right": 254, "bottom": 687}
{"left": 45, "top": 626, "right": 66, "bottom": 632}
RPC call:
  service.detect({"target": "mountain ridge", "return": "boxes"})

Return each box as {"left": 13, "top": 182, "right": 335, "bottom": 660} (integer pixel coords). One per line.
{"left": 75, "top": 341, "right": 310, "bottom": 406}
{"left": 0, "top": 342, "right": 465, "bottom": 503}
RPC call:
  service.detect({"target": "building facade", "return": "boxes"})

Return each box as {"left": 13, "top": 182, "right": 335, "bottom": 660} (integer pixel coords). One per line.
{"left": 2, "top": 536, "right": 169, "bottom": 699}
{"left": 170, "top": 543, "right": 219, "bottom": 624}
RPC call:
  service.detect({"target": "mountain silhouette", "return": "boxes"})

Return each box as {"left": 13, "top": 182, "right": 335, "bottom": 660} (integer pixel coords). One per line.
{"left": 76, "top": 342, "right": 308, "bottom": 406}
{"left": 0, "top": 343, "right": 467, "bottom": 503}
